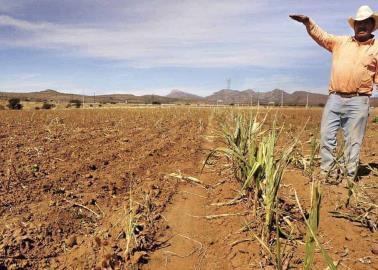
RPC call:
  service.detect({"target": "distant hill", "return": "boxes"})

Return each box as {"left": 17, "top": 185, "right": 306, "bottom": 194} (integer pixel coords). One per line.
{"left": 0, "top": 89, "right": 178, "bottom": 104}
{"left": 288, "top": 91, "right": 329, "bottom": 106}
{"left": 205, "top": 89, "right": 256, "bottom": 104}
{"left": 166, "top": 90, "right": 204, "bottom": 101}
{"left": 0, "top": 89, "right": 77, "bottom": 102}
{"left": 0, "top": 88, "right": 334, "bottom": 106}
{"left": 203, "top": 88, "right": 328, "bottom": 106}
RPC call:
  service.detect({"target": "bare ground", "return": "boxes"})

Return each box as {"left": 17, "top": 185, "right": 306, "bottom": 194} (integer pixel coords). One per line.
{"left": 0, "top": 107, "right": 377, "bottom": 270}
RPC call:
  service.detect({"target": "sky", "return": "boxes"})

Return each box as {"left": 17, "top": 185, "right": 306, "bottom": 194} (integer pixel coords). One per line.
{"left": 0, "top": 0, "right": 377, "bottom": 96}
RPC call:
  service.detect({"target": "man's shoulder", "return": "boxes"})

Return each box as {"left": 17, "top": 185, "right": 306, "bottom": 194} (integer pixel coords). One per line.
{"left": 369, "top": 39, "right": 378, "bottom": 53}
{"left": 342, "top": 36, "right": 354, "bottom": 42}
{"left": 333, "top": 35, "right": 351, "bottom": 46}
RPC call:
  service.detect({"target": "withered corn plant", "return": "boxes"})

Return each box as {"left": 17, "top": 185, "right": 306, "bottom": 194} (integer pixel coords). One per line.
{"left": 293, "top": 136, "right": 320, "bottom": 178}
{"left": 124, "top": 188, "right": 141, "bottom": 257}
{"left": 260, "top": 122, "right": 299, "bottom": 240}
{"left": 303, "top": 180, "right": 321, "bottom": 270}
{"left": 203, "top": 113, "right": 302, "bottom": 242}
{"left": 295, "top": 188, "right": 336, "bottom": 270}
{"left": 202, "top": 113, "right": 266, "bottom": 193}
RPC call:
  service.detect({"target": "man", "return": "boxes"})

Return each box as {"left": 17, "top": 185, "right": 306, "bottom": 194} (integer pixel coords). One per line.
{"left": 290, "top": 5, "right": 378, "bottom": 182}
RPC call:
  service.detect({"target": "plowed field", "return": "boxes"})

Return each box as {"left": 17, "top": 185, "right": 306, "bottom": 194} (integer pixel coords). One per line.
{"left": 0, "top": 107, "right": 377, "bottom": 270}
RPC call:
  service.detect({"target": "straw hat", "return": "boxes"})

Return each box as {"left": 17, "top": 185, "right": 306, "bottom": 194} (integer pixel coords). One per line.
{"left": 348, "top": 5, "right": 378, "bottom": 32}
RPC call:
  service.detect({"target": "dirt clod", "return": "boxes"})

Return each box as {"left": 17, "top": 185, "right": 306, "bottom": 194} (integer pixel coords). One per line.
{"left": 65, "top": 236, "right": 77, "bottom": 247}
{"left": 131, "top": 251, "right": 148, "bottom": 265}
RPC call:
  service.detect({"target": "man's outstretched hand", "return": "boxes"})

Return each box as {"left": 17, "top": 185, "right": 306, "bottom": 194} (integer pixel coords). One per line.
{"left": 289, "top": 15, "right": 310, "bottom": 25}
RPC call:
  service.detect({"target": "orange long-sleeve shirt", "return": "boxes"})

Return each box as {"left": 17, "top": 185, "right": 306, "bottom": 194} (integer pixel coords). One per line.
{"left": 306, "top": 19, "right": 378, "bottom": 95}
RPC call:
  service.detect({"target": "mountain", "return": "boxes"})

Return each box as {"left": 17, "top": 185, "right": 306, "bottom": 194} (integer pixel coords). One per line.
{"left": 0, "top": 89, "right": 178, "bottom": 104}
{"left": 166, "top": 90, "right": 204, "bottom": 101}
{"left": 250, "top": 89, "right": 326, "bottom": 106}
{"left": 289, "top": 91, "right": 328, "bottom": 106}
{"left": 0, "top": 89, "right": 76, "bottom": 102}
{"left": 205, "top": 88, "right": 328, "bottom": 106}
{"left": 206, "top": 89, "right": 256, "bottom": 104}
{"left": 205, "top": 88, "right": 288, "bottom": 105}
{"left": 0, "top": 88, "right": 333, "bottom": 106}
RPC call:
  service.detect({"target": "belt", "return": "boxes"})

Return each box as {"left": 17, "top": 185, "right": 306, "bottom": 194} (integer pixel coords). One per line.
{"left": 331, "top": 92, "right": 370, "bottom": 98}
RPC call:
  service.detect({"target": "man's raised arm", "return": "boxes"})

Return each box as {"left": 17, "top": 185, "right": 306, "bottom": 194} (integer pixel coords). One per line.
{"left": 289, "top": 15, "right": 339, "bottom": 52}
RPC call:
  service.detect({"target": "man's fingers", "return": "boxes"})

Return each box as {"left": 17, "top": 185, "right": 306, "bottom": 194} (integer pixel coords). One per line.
{"left": 289, "top": 14, "right": 308, "bottom": 23}
{"left": 289, "top": 15, "right": 302, "bottom": 20}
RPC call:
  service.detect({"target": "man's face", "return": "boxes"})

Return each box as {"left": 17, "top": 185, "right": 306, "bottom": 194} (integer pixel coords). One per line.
{"left": 354, "top": 18, "right": 375, "bottom": 41}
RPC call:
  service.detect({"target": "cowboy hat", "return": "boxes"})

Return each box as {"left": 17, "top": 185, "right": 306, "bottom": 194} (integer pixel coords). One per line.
{"left": 348, "top": 5, "right": 378, "bottom": 32}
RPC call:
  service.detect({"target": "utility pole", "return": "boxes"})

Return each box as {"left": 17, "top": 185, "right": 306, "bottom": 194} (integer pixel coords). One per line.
{"left": 82, "top": 94, "right": 85, "bottom": 108}
{"left": 257, "top": 91, "right": 260, "bottom": 107}
{"left": 306, "top": 93, "right": 309, "bottom": 109}
{"left": 281, "top": 91, "right": 283, "bottom": 107}
{"left": 93, "top": 92, "right": 96, "bottom": 104}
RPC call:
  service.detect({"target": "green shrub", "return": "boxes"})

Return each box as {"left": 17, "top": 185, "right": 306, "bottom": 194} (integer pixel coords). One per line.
{"left": 7, "top": 98, "right": 23, "bottom": 110}
{"left": 42, "top": 102, "right": 55, "bottom": 110}
{"left": 69, "top": 99, "right": 82, "bottom": 108}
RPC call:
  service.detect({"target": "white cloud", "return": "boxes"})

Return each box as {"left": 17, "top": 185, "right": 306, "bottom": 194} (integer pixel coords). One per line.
{"left": 0, "top": 0, "right": 21, "bottom": 12}
{"left": 2, "top": 0, "right": 375, "bottom": 94}
{"left": 0, "top": 0, "right": 325, "bottom": 68}
{"left": 0, "top": 73, "right": 87, "bottom": 93}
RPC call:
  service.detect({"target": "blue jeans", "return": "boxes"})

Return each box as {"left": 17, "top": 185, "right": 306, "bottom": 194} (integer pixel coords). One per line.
{"left": 320, "top": 93, "right": 369, "bottom": 176}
